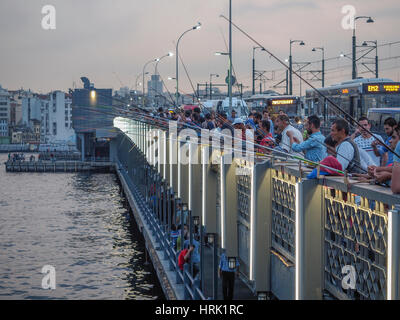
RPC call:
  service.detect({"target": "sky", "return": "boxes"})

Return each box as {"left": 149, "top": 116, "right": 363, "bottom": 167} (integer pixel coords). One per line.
{"left": 1, "top": 0, "right": 400, "bottom": 97}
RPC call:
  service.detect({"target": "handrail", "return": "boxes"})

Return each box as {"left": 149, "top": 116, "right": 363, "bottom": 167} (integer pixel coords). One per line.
{"left": 117, "top": 158, "right": 208, "bottom": 300}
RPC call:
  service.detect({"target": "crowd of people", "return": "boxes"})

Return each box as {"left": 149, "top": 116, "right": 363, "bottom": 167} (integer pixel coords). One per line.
{"left": 150, "top": 105, "right": 400, "bottom": 194}
{"left": 145, "top": 105, "right": 400, "bottom": 301}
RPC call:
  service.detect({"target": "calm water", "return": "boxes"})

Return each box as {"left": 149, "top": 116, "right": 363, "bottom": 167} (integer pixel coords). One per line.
{"left": 0, "top": 153, "right": 164, "bottom": 299}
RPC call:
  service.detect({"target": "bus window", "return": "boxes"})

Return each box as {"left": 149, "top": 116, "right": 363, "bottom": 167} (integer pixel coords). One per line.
{"left": 368, "top": 112, "right": 381, "bottom": 131}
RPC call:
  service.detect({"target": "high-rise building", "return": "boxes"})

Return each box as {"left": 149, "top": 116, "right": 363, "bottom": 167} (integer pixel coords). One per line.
{"left": 147, "top": 74, "right": 163, "bottom": 98}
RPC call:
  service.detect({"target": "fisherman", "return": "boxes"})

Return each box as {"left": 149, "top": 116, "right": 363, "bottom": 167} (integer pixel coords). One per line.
{"left": 330, "top": 119, "right": 363, "bottom": 174}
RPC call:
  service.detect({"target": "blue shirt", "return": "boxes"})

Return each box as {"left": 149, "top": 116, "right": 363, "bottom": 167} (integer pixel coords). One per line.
{"left": 183, "top": 239, "right": 200, "bottom": 264}
{"left": 219, "top": 253, "right": 239, "bottom": 272}
{"left": 378, "top": 136, "right": 394, "bottom": 166}
{"left": 269, "top": 119, "right": 274, "bottom": 136}
{"left": 170, "top": 230, "right": 179, "bottom": 247}
{"left": 291, "top": 131, "right": 327, "bottom": 163}
{"left": 394, "top": 141, "right": 400, "bottom": 163}
{"left": 245, "top": 118, "right": 256, "bottom": 129}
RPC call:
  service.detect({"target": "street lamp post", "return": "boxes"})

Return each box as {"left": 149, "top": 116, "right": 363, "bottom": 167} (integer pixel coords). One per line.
{"left": 154, "top": 52, "right": 173, "bottom": 108}
{"left": 142, "top": 59, "right": 158, "bottom": 108}
{"left": 155, "top": 52, "right": 174, "bottom": 77}
{"left": 352, "top": 16, "right": 374, "bottom": 79}
{"left": 312, "top": 47, "right": 325, "bottom": 87}
{"left": 209, "top": 73, "right": 219, "bottom": 99}
{"left": 289, "top": 40, "right": 305, "bottom": 95}
{"left": 175, "top": 22, "right": 201, "bottom": 108}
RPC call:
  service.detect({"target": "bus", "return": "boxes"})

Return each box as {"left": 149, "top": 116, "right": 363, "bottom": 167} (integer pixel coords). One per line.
{"left": 245, "top": 94, "right": 302, "bottom": 118}
{"left": 367, "top": 107, "right": 400, "bottom": 135}
{"left": 200, "top": 97, "right": 249, "bottom": 119}
{"left": 305, "top": 78, "right": 400, "bottom": 126}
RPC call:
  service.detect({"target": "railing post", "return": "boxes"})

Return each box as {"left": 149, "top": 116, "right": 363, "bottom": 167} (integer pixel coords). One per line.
{"left": 221, "top": 153, "right": 238, "bottom": 258}
{"left": 295, "top": 180, "right": 305, "bottom": 300}
{"left": 253, "top": 161, "right": 272, "bottom": 292}
{"left": 388, "top": 205, "right": 400, "bottom": 300}
{"left": 176, "top": 251, "right": 183, "bottom": 284}
{"left": 295, "top": 178, "right": 323, "bottom": 300}
{"left": 213, "top": 234, "right": 218, "bottom": 300}
{"left": 184, "top": 263, "right": 191, "bottom": 300}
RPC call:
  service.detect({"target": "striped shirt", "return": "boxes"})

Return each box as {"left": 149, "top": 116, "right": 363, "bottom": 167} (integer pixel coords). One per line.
{"left": 354, "top": 134, "right": 384, "bottom": 166}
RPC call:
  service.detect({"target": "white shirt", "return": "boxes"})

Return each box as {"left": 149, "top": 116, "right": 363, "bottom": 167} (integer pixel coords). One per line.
{"left": 354, "top": 134, "right": 384, "bottom": 166}
{"left": 359, "top": 148, "right": 375, "bottom": 171}
{"left": 280, "top": 125, "right": 304, "bottom": 157}
{"left": 245, "top": 129, "right": 255, "bottom": 152}
{"left": 336, "top": 141, "right": 354, "bottom": 171}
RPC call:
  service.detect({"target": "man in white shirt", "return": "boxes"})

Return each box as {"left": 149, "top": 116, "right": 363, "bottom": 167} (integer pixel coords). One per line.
{"left": 351, "top": 116, "right": 384, "bottom": 166}
{"left": 275, "top": 114, "right": 304, "bottom": 158}
{"left": 331, "top": 119, "right": 363, "bottom": 174}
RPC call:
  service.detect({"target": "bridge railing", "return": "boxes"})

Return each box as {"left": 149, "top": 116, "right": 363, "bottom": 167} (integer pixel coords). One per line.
{"left": 113, "top": 117, "right": 400, "bottom": 300}
{"left": 115, "top": 137, "right": 208, "bottom": 300}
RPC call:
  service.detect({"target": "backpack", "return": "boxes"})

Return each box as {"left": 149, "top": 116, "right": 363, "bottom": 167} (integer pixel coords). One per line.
{"left": 338, "top": 137, "right": 364, "bottom": 174}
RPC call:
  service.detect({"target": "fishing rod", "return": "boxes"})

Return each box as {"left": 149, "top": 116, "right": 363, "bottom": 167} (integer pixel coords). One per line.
{"left": 75, "top": 89, "right": 361, "bottom": 174}
{"left": 75, "top": 86, "right": 366, "bottom": 175}
{"left": 219, "top": 14, "right": 400, "bottom": 161}
{"left": 76, "top": 101, "right": 355, "bottom": 177}
{"left": 166, "top": 47, "right": 368, "bottom": 172}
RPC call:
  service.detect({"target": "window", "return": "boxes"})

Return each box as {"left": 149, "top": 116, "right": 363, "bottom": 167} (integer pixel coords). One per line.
{"left": 52, "top": 122, "right": 57, "bottom": 135}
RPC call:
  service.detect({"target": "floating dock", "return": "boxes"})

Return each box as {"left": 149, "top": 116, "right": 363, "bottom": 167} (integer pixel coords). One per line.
{"left": 4, "top": 160, "right": 115, "bottom": 173}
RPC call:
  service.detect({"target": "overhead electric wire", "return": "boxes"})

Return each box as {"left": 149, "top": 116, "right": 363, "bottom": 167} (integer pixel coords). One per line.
{"left": 219, "top": 14, "right": 400, "bottom": 161}
{"left": 75, "top": 88, "right": 358, "bottom": 175}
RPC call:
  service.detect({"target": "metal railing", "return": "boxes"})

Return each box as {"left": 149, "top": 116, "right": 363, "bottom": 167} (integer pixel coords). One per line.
{"left": 116, "top": 155, "right": 208, "bottom": 300}
{"left": 113, "top": 117, "right": 400, "bottom": 300}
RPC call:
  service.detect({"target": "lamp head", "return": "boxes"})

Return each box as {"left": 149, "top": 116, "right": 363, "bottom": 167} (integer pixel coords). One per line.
{"left": 300, "top": 41, "right": 305, "bottom": 46}
{"left": 194, "top": 22, "right": 201, "bottom": 30}
{"left": 168, "top": 52, "right": 174, "bottom": 57}
{"left": 367, "top": 17, "right": 374, "bottom": 23}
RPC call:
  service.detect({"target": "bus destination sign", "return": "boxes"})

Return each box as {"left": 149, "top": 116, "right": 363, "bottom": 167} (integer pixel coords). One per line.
{"left": 363, "top": 83, "right": 400, "bottom": 94}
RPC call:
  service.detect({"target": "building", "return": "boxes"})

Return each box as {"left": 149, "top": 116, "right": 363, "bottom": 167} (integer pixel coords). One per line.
{"left": 8, "top": 89, "right": 26, "bottom": 126}
{"left": 22, "top": 93, "right": 43, "bottom": 126}
{"left": 40, "top": 91, "right": 75, "bottom": 144}
{"left": 114, "top": 86, "right": 130, "bottom": 98}
{"left": 0, "top": 85, "right": 10, "bottom": 144}
{"left": 147, "top": 74, "right": 163, "bottom": 98}
{"left": 72, "top": 77, "right": 116, "bottom": 160}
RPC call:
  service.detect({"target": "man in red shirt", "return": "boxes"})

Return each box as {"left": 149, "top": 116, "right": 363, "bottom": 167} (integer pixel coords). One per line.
{"left": 178, "top": 243, "right": 194, "bottom": 271}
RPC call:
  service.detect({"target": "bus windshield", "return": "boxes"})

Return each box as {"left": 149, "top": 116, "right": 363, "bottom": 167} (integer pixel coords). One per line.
{"left": 368, "top": 110, "right": 400, "bottom": 133}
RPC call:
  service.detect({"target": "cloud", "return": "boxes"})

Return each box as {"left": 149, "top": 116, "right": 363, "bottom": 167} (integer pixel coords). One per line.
{"left": 0, "top": 0, "right": 399, "bottom": 94}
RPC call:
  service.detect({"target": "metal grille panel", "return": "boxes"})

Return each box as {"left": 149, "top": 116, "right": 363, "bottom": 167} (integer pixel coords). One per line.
{"left": 237, "top": 170, "right": 251, "bottom": 222}
{"left": 324, "top": 188, "right": 388, "bottom": 300}
{"left": 271, "top": 169, "right": 298, "bottom": 261}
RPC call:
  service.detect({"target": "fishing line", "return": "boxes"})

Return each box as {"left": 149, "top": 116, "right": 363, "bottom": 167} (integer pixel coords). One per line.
{"left": 219, "top": 14, "right": 400, "bottom": 160}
